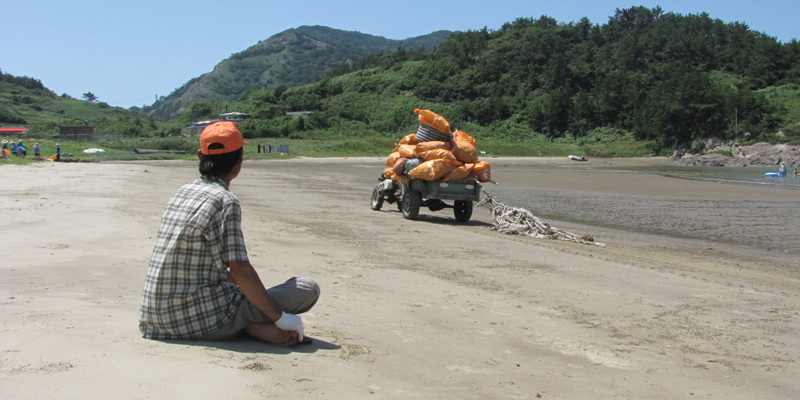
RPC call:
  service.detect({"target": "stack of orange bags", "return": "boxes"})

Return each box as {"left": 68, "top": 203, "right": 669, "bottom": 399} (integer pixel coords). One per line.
{"left": 382, "top": 109, "right": 491, "bottom": 184}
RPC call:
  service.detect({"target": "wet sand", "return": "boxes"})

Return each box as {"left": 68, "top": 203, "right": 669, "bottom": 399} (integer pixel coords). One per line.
{"left": 1, "top": 157, "right": 799, "bottom": 399}
{"left": 485, "top": 157, "right": 800, "bottom": 256}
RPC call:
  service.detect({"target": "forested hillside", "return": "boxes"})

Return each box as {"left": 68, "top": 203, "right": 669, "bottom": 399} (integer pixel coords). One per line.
{"left": 146, "top": 26, "right": 452, "bottom": 120}
{"left": 209, "top": 7, "right": 798, "bottom": 152}
{"left": 0, "top": 72, "right": 57, "bottom": 124}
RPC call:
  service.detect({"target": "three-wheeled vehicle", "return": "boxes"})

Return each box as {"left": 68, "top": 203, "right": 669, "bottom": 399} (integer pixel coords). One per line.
{"left": 370, "top": 176, "right": 481, "bottom": 222}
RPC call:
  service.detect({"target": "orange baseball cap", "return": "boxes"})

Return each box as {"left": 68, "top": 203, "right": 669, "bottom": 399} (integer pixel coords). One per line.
{"left": 200, "top": 121, "right": 244, "bottom": 155}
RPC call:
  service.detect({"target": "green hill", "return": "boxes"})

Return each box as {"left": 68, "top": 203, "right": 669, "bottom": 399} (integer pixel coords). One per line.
{"left": 227, "top": 7, "right": 800, "bottom": 152}
{"left": 0, "top": 70, "right": 164, "bottom": 139}
{"left": 1, "top": 71, "right": 120, "bottom": 125}
{"left": 145, "top": 26, "right": 453, "bottom": 120}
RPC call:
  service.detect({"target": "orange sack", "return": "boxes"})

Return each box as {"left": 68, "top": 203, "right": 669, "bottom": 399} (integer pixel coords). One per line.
{"left": 383, "top": 168, "right": 410, "bottom": 184}
{"left": 453, "top": 130, "right": 476, "bottom": 146}
{"left": 451, "top": 130, "right": 478, "bottom": 163}
{"left": 395, "top": 144, "right": 416, "bottom": 159}
{"left": 443, "top": 164, "right": 472, "bottom": 182}
{"left": 383, "top": 168, "right": 410, "bottom": 183}
{"left": 385, "top": 151, "right": 401, "bottom": 167}
{"left": 414, "top": 141, "right": 451, "bottom": 154}
{"left": 408, "top": 159, "right": 457, "bottom": 181}
{"left": 399, "top": 133, "right": 419, "bottom": 145}
{"left": 469, "top": 161, "right": 492, "bottom": 182}
{"left": 414, "top": 108, "right": 451, "bottom": 134}
{"left": 417, "top": 148, "right": 458, "bottom": 163}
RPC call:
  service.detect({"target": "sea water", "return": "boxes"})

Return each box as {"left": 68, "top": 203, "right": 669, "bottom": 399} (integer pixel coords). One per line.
{"left": 623, "top": 164, "right": 800, "bottom": 188}
{"left": 489, "top": 161, "right": 800, "bottom": 257}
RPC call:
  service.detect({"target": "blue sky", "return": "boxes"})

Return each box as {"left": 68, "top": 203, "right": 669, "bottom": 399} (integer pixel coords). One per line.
{"left": 2, "top": 0, "right": 797, "bottom": 109}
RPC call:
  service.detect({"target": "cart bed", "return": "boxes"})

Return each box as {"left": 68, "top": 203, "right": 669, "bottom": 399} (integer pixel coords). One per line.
{"left": 410, "top": 179, "right": 481, "bottom": 201}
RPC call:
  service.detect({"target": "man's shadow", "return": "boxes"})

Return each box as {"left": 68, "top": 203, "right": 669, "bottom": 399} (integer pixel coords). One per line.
{"left": 166, "top": 335, "right": 340, "bottom": 355}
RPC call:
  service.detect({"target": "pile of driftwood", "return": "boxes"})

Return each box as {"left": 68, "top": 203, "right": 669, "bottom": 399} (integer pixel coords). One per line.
{"left": 477, "top": 190, "right": 605, "bottom": 247}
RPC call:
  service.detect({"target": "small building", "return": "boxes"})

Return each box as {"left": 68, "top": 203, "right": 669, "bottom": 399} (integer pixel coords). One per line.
{"left": 60, "top": 126, "right": 95, "bottom": 141}
{"left": 181, "top": 114, "right": 248, "bottom": 136}
{"left": 286, "top": 111, "right": 313, "bottom": 119}
{"left": 219, "top": 112, "right": 250, "bottom": 122}
{"left": 0, "top": 127, "right": 29, "bottom": 137}
{"left": 180, "top": 119, "right": 223, "bottom": 136}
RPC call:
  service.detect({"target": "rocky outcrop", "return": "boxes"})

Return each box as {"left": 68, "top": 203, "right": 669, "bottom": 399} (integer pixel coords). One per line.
{"left": 672, "top": 138, "right": 735, "bottom": 159}
{"left": 674, "top": 141, "right": 800, "bottom": 167}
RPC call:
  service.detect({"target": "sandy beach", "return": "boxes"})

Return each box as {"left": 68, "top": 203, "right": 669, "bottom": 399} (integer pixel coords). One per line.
{"left": 1, "top": 157, "right": 799, "bottom": 399}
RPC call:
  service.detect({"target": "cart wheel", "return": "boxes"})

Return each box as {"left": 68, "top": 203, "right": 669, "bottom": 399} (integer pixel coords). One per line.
{"left": 370, "top": 186, "right": 384, "bottom": 211}
{"left": 454, "top": 200, "right": 473, "bottom": 223}
{"left": 401, "top": 189, "right": 421, "bottom": 220}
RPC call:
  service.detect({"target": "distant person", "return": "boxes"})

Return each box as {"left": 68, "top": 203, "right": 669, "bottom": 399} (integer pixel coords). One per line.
{"left": 56, "top": 143, "right": 60, "bottom": 161}
{"left": 779, "top": 162, "right": 787, "bottom": 178}
{"left": 18, "top": 143, "right": 26, "bottom": 158}
{"left": 34, "top": 143, "right": 40, "bottom": 159}
{"left": 11, "top": 141, "right": 18, "bottom": 156}
{"left": 139, "top": 121, "right": 320, "bottom": 345}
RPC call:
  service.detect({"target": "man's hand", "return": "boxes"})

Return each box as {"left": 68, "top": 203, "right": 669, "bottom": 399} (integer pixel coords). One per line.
{"left": 226, "top": 270, "right": 237, "bottom": 285}
{"left": 228, "top": 261, "right": 305, "bottom": 344}
{"left": 274, "top": 312, "right": 304, "bottom": 341}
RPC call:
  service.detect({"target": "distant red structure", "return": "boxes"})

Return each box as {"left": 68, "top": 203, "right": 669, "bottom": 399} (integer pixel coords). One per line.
{"left": 0, "top": 127, "right": 29, "bottom": 136}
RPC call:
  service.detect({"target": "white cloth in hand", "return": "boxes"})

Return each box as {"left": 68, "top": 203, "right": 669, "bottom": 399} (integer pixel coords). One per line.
{"left": 274, "top": 311, "right": 304, "bottom": 341}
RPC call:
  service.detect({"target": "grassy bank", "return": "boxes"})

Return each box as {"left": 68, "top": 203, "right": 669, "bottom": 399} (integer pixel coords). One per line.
{"left": 245, "top": 138, "right": 659, "bottom": 158}
{"left": 1, "top": 135, "right": 660, "bottom": 165}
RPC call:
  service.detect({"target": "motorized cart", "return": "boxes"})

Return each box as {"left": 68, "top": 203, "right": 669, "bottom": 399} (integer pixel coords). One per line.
{"left": 370, "top": 176, "right": 481, "bottom": 222}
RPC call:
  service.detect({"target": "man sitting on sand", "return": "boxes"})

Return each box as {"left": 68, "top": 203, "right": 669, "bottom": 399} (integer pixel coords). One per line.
{"left": 139, "top": 121, "right": 320, "bottom": 345}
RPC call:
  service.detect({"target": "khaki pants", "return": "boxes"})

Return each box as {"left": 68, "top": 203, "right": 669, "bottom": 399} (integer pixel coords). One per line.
{"left": 203, "top": 276, "right": 320, "bottom": 339}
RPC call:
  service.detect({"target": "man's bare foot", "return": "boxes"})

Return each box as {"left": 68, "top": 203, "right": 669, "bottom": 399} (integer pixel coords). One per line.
{"left": 245, "top": 323, "right": 299, "bottom": 346}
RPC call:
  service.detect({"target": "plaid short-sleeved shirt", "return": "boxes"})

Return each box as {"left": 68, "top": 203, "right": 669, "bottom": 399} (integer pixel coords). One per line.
{"left": 139, "top": 177, "right": 248, "bottom": 339}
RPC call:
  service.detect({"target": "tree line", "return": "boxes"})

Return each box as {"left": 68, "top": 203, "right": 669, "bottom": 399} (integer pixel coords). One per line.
{"left": 0, "top": 70, "right": 48, "bottom": 91}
